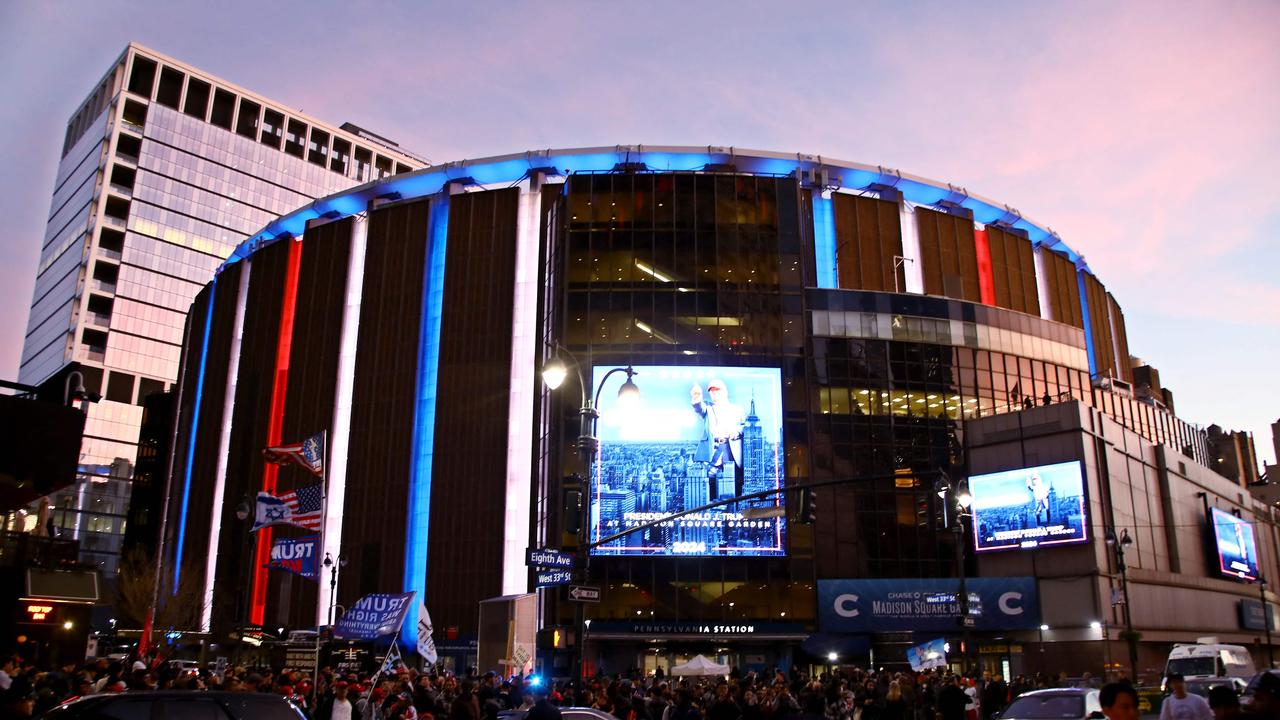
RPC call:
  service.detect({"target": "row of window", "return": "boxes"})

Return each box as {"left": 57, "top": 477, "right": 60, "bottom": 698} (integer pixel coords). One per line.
{"left": 124, "top": 53, "right": 416, "bottom": 182}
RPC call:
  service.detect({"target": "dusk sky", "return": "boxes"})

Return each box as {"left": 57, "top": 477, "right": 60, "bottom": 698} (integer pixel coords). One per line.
{"left": 1, "top": 1, "right": 1276, "bottom": 464}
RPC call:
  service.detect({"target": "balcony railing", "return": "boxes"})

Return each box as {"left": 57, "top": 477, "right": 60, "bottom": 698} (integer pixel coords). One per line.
{"left": 0, "top": 531, "right": 81, "bottom": 569}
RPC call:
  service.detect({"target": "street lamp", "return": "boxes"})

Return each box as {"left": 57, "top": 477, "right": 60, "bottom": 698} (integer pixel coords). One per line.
{"left": 938, "top": 472, "right": 973, "bottom": 674}
{"left": 541, "top": 347, "right": 640, "bottom": 686}
{"left": 1105, "top": 528, "right": 1137, "bottom": 683}
{"left": 323, "top": 553, "right": 347, "bottom": 627}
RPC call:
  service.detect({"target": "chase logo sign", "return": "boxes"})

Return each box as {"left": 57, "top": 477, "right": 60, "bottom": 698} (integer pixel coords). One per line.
{"left": 818, "top": 578, "right": 1039, "bottom": 632}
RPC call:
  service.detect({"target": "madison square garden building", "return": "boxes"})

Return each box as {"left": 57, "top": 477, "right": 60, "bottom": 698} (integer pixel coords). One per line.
{"left": 164, "top": 147, "right": 1279, "bottom": 679}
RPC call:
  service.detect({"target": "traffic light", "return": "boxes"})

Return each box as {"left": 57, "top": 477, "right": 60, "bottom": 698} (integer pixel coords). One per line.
{"left": 798, "top": 488, "right": 817, "bottom": 524}
{"left": 915, "top": 498, "right": 930, "bottom": 529}
{"left": 563, "top": 476, "right": 583, "bottom": 535}
{"left": 536, "top": 626, "right": 570, "bottom": 650}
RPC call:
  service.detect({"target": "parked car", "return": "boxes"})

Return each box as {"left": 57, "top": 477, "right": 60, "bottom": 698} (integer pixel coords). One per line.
{"left": 998, "top": 688, "right": 1102, "bottom": 720}
{"left": 500, "top": 707, "right": 617, "bottom": 720}
{"left": 39, "top": 691, "right": 306, "bottom": 719}
{"left": 1240, "top": 669, "right": 1280, "bottom": 713}
{"left": 1183, "top": 676, "right": 1247, "bottom": 698}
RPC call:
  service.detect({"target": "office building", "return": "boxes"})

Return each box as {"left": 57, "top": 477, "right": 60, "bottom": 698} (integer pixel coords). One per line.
{"left": 18, "top": 42, "right": 426, "bottom": 467}
{"left": 12, "top": 44, "right": 425, "bottom": 576}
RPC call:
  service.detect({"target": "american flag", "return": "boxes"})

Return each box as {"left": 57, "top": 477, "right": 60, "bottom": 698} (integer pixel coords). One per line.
{"left": 278, "top": 483, "right": 324, "bottom": 530}
{"left": 263, "top": 433, "right": 325, "bottom": 475}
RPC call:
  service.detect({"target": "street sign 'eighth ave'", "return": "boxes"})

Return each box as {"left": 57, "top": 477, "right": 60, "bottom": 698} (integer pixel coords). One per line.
{"left": 526, "top": 548, "right": 577, "bottom": 570}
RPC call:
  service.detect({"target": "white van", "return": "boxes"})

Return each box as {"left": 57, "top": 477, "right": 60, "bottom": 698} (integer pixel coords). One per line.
{"left": 1163, "top": 641, "right": 1256, "bottom": 690}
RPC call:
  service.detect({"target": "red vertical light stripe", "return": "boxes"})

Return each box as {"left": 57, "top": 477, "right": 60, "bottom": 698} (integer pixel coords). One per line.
{"left": 974, "top": 227, "right": 995, "bottom": 305}
{"left": 249, "top": 237, "right": 303, "bottom": 626}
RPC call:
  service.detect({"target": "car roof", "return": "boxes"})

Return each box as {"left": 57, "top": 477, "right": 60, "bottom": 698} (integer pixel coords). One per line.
{"left": 61, "top": 691, "right": 287, "bottom": 705}
{"left": 1014, "top": 688, "right": 1096, "bottom": 697}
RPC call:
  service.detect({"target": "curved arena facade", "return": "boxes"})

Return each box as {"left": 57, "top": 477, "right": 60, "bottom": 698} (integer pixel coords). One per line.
{"left": 165, "top": 147, "right": 1274, "bottom": 677}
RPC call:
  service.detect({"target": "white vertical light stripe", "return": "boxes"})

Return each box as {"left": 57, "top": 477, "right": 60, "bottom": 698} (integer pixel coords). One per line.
{"left": 317, "top": 214, "right": 367, "bottom": 627}
{"left": 1033, "top": 245, "right": 1053, "bottom": 322}
{"left": 899, "top": 203, "right": 925, "bottom": 294}
{"left": 502, "top": 181, "right": 541, "bottom": 595}
{"left": 201, "top": 262, "right": 251, "bottom": 632}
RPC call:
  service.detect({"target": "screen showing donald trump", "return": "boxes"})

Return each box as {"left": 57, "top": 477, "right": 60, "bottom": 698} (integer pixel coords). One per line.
{"left": 970, "top": 460, "right": 1089, "bottom": 553}
{"left": 589, "top": 365, "right": 785, "bottom": 556}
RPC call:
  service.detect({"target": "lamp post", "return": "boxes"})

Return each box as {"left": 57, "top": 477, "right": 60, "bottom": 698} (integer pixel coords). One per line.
{"left": 542, "top": 349, "right": 639, "bottom": 687}
{"left": 323, "top": 553, "right": 346, "bottom": 627}
{"left": 937, "top": 473, "right": 973, "bottom": 674}
{"left": 1104, "top": 528, "right": 1137, "bottom": 683}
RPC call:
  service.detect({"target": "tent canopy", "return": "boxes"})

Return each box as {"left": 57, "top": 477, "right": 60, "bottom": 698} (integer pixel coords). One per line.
{"left": 670, "top": 654, "right": 730, "bottom": 676}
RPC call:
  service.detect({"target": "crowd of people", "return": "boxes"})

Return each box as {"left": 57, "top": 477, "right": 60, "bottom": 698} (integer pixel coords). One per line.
{"left": 1, "top": 654, "right": 1275, "bottom": 720}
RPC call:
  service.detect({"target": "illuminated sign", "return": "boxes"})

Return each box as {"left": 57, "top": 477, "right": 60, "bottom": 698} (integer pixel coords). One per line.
{"left": 589, "top": 365, "right": 785, "bottom": 556}
{"left": 1211, "top": 507, "right": 1259, "bottom": 581}
{"left": 970, "top": 460, "right": 1089, "bottom": 553}
{"left": 25, "top": 604, "right": 54, "bottom": 622}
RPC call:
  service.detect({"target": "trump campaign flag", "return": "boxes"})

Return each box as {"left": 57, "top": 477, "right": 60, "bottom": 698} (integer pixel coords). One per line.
{"left": 263, "top": 432, "right": 325, "bottom": 475}
{"left": 417, "top": 599, "right": 438, "bottom": 664}
{"left": 334, "top": 591, "right": 417, "bottom": 640}
{"left": 267, "top": 535, "right": 320, "bottom": 580}
{"left": 252, "top": 484, "right": 324, "bottom": 531}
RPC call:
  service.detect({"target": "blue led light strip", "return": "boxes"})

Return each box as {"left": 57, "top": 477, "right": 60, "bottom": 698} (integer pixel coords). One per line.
{"left": 812, "top": 192, "right": 837, "bottom": 289}
{"left": 403, "top": 197, "right": 449, "bottom": 645}
{"left": 1077, "top": 270, "right": 1098, "bottom": 377}
{"left": 218, "top": 148, "right": 1087, "bottom": 276}
{"left": 173, "top": 277, "right": 216, "bottom": 594}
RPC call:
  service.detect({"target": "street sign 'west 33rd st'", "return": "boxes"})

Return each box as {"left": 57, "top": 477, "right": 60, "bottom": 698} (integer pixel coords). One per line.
{"left": 536, "top": 570, "right": 574, "bottom": 587}
{"left": 526, "top": 548, "right": 577, "bottom": 570}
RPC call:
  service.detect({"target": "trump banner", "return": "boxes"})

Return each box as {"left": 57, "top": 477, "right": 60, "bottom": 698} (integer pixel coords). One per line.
{"left": 335, "top": 591, "right": 417, "bottom": 640}
{"left": 266, "top": 535, "right": 320, "bottom": 581}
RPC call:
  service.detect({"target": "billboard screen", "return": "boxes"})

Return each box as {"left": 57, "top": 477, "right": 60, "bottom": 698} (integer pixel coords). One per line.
{"left": 970, "top": 460, "right": 1088, "bottom": 553}
{"left": 1211, "top": 507, "right": 1259, "bottom": 581}
{"left": 590, "top": 365, "right": 785, "bottom": 556}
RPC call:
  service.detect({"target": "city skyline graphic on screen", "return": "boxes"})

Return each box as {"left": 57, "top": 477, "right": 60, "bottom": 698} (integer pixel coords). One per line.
{"left": 970, "top": 460, "right": 1089, "bottom": 553}
{"left": 590, "top": 365, "right": 785, "bottom": 556}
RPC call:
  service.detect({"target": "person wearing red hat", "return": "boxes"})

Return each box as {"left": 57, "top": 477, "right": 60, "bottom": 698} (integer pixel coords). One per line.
{"left": 316, "top": 679, "right": 355, "bottom": 720}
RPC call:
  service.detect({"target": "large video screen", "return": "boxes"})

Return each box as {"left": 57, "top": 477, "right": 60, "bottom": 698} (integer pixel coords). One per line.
{"left": 590, "top": 365, "right": 785, "bottom": 556}
{"left": 1211, "top": 507, "right": 1259, "bottom": 581}
{"left": 970, "top": 460, "right": 1088, "bottom": 553}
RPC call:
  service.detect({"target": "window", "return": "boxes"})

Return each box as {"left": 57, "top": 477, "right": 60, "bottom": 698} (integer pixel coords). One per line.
{"left": 331, "top": 137, "right": 350, "bottom": 174}
{"left": 285, "top": 119, "right": 307, "bottom": 158}
{"left": 375, "top": 155, "right": 392, "bottom": 179}
{"left": 236, "top": 98, "right": 260, "bottom": 139}
{"left": 127, "top": 56, "right": 157, "bottom": 97}
{"left": 395, "top": 162, "right": 412, "bottom": 175}
{"left": 116, "top": 133, "right": 142, "bottom": 162}
{"left": 307, "top": 128, "right": 329, "bottom": 166}
{"left": 137, "top": 377, "right": 165, "bottom": 405}
{"left": 155, "top": 67, "right": 185, "bottom": 109}
{"left": 260, "top": 109, "right": 284, "bottom": 149}
{"left": 106, "top": 372, "right": 134, "bottom": 403}
{"left": 109, "top": 165, "right": 136, "bottom": 192}
{"left": 210, "top": 89, "right": 236, "bottom": 130}
{"left": 183, "top": 78, "right": 210, "bottom": 119}
{"left": 353, "top": 146, "right": 372, "bottom": 182}
{"left": 121, "top": 100, "right": 147, "bottom": 130}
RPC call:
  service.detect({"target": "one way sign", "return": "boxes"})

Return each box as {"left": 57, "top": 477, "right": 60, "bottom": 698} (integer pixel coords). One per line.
{"left": 567, "top": 585, "right": 601, "bottom": 603}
